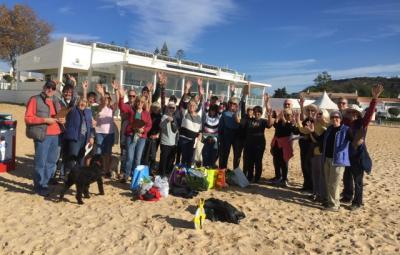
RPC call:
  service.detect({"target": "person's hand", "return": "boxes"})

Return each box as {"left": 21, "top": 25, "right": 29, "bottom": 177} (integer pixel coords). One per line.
{"left": 184, "top": 80, "right": 192, "bottom": 93}
{"left": 157, "top": 72, "right": 167, "bottom": 87}
{"left": 82, "top": 80, "right": 89, "bottom": 91}
{"left": 372, "top": 84, "right": 384, "bottom": 99}
{"left": 96, "top": 84, "right": 105, "bottom": 96}
{"left": 151, "top": 134, "right": 159, "bottom": 139}
{"left": 138, "top": 128, "right": 144, "bottom": 134}
{"left": 293, "top": 110, "right": 300, "bottom": 123}
{"left": 229, "top": 84, "right": 235, "bottom": 93}
{"left": 146, "top": 82, "right": 154, "bottom": 92}
{"left": 89, "top": 137, "right": 94, "bottom": 145}
{"left": 44, "top": 118, "right": 57, "bottom": 125}
{"left": 208, "top": 90, "right": 213, "bottom": 99}
{"left": 197, "top": 77, "right": 203, "bottom": 87}
{"left": 198, "top": 83, "right": 205, "bottom": 97}
{"left": 298, "top": 95, "right": 305, "bottom": 108}
{"left": 264, "top": 93, "right": 270, "bottom": 104}
{"left": 56, "top": 117, "right": 66, "bottom": 125}
{"left": 305, "top": 122, "right": 315, "bottom": 133}
{"left": 243, "top": 82, "right": 250, "bottom": 96}
{"left": 92, "top": 119, "right": 97, "bottom": 127}
{"left": 68, "top": 75, "right": 77, "bottom": 87}
{"left": 111, "top": 80, "right": 119, "bottom": 90}
{"left": 167, "top": 116, "right": 173, "bottom": 122}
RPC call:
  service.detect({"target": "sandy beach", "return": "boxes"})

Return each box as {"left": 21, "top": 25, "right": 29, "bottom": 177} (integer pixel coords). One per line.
{"left": 0, "top": 102, "right": 399, "bottom": 255}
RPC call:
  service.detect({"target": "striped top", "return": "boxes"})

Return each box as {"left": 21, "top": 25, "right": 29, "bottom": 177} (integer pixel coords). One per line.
{"left": 202, "top": 114, "right": 220, "bottom": 138}
{"left": 179, "top": 111, "right": 202, "bottom": 141}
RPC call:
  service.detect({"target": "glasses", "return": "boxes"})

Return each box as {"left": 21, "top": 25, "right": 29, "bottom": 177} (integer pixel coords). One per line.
{"left": 44, "top": 86, "right": 56, "bottom": 91}
{"left": 128, "top": 95, "right": 136, "bottom": 98}
{"left": 284, "top": 103, "right": 291, "bottom": 106}
{"left": 317, "top": 113, "right": 323, "bottom": 116}
{"left": 330, "top": 116, "right": 340, "bottom": 119}
{"left": 339, "top": 102, "right": 347, "bottom": 105}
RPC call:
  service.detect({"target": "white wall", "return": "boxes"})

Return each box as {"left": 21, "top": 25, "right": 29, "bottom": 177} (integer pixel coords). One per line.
{"left": 0, "top": 82, "right": 44, "bottom": 105}
{"left": 17, "top": 40, "right": 64, "bottom": 71}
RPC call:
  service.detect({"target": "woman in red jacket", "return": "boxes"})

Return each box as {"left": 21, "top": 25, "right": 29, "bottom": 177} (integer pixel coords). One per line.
{"left": 118, "top": 86, "right": 152, "bottom": 183}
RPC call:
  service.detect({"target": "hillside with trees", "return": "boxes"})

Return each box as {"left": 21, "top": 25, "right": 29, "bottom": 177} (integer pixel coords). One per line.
{"left": 303, "top": 75, "right": 400, "bottom": 98}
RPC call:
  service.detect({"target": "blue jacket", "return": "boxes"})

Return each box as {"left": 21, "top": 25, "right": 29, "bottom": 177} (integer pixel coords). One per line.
{"left": 323, "top": 124, "right": 350, "bottom": 167}
{"left": 64, "top": 106, "right": 92, "bottom": 142}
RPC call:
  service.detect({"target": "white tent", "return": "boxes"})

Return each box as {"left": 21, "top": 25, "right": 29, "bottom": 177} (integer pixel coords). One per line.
{"left": 313, "top": 91, "right": 338, "bottom": 110}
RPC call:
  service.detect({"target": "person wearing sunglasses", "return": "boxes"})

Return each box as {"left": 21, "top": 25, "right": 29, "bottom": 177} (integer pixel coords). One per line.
{"left": 307, "top": 111, "right": 353, "bottom": 212}
{"left": 25, "top": 81, "right": 66, "bottom": 197}
{"left": 340, "top": 84, "right": 383, "bottom": 210}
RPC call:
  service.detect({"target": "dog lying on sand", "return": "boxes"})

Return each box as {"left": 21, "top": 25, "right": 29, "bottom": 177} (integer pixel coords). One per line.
{"left": 59, "top": 154, "right": 105, "bottom": 204}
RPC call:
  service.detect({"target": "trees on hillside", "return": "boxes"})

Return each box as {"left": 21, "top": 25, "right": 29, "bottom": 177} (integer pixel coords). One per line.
{"left": 0, "top": 4, "right": 52, "bottom": 77}
{"left": 314, "top": 71, "right": 332, "bottom": 87}
{"left": 273, "top": 87, "right": 289, "bottom": 98}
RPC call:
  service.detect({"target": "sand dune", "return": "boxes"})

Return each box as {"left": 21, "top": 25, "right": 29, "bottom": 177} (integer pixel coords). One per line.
{"left": 0, "top": 103, "right": 399, "bottom": 254}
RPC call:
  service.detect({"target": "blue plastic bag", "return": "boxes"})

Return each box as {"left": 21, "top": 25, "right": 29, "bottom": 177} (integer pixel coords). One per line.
{"left": 131, "top": 165, "right": 149, "bottom": 190}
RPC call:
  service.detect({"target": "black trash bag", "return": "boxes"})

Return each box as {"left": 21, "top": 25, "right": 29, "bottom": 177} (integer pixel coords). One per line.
{"left": 204, "top": 198, "right": 246, "bottom": 224}
{"left": 169, "top": 184, "right": 199, "bottom": 199}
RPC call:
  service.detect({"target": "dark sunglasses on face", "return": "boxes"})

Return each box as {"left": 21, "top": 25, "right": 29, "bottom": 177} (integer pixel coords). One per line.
{"left": 339, "top": 102, "right": 347, "bottom": 105}
{"left": 45, "top": 86, "right": 56, "bottom": 91}
{"left": 330, "top": 116, "right": 340, "bottom": 119}
{"left": 284, "top": 103, "right": 291, "bottom": 106}
{"left": 128, "top": 95, "right": 136, "bottom": 98}
{"left": 317, "top": 113, "right": 323, "bottom": 116}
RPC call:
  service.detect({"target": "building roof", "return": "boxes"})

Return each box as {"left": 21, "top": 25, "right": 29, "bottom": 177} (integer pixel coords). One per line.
{"left": 300, "top": 91, "right": 358, "bottom": 100}
{"left": 357, "top": 97, "right": 400, "bottom": 103}
{"left": 312, "top": 91, "right": 339, "bottom": 110}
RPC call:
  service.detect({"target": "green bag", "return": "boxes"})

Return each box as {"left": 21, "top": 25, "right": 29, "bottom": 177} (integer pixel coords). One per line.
{"left": 186, "top": 168, "right": 208, "bottom": 191}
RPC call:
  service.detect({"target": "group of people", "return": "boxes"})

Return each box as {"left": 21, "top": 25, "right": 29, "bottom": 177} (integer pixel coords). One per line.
{"left": 24, "top": 73, "right": 383, "bottom": 212}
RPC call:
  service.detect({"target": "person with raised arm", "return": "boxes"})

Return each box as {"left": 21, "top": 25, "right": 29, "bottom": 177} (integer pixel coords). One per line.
{"left": 269, "top": 108, "right": 299, "bottom": 187}
{"left": 117, "top": 82, "right": 152, "bottom": 183}
{"left": 241, "top": 94, "right": 272, "bottom": 182}
{"left": 341, "top": 84, "right": 384, "bottom": 210}
{"left": 94, "top": 83, "right": 117, "bottom": 178}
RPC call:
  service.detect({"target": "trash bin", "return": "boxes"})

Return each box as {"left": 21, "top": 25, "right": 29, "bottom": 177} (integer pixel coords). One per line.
{"left": 0, "top": 114, "right": 17, "bottom": 173}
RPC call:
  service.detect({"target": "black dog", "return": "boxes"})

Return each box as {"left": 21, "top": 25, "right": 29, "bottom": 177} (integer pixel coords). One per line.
{"left": 59, "top": 155, "right": 105, "bottom": 204}
{"left": 204, "top": 198, "right": 246, "bottom": 224}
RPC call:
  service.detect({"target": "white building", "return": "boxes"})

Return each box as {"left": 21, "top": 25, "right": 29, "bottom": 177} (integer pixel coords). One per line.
{"left": 2, "top": 38, "right": 270, "bottom": 105}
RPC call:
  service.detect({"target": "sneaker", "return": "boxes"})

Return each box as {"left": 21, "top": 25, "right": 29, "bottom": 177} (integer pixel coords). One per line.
{"left": 340, "top": 197, "right": 352, "bottom": 204}
{"left": 324, "top": 206, "right": 339, "bottom": 212}
{"left": 268, "top": 177, "right": 279, "bottom": 182}
{"left": 38, "top": 187, "right": 50, "bottom": 197}
{"left": 280, "top": 180, "right": 289, "bottom": 187}
{"left": 350, "top": 204, "right": 362, "bottom": 211}
{"left": 272, "top": 177, "right": 283, "bottom": 184}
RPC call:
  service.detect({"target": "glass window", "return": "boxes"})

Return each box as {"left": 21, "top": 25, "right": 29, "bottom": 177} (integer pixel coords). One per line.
{"left": 208, "top": 80, "right": 229, "bottom": 101}
{"left": 124, "top": 67, "right": 154, "bottom": 93}
{"left": 164, "top": 73, "right": 183, "bottom": 98}
{"left": 247, "top": 86, "right": 265, "bottom": 107}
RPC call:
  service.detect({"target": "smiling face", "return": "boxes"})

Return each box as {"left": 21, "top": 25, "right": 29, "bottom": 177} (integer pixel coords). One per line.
{"left": 337, "top": 98, "right": 348, "bottom": 111}
{"left": 330, "top": 114, "right": 341, "bottom": 127}
{"left": 62, "top": 88, "right": 73, "bottom": 101}
{"left": 127, "top": 90, "right": 136, "bottom": 104}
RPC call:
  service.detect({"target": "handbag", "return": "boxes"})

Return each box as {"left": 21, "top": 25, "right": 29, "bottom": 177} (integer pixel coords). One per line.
{"left": 360, "top": 144, "right": 372, "bottom": 174}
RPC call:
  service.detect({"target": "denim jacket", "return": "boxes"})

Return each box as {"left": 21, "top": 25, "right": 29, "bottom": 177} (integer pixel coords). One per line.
{"left": 323, "top": 124, "right": 351, "bottom": 167}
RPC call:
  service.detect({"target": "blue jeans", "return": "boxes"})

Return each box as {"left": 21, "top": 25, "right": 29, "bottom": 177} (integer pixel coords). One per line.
{"left": 66, "top": 134, "right": 87, "bottom": 166}
{"left": 124, "top": 136, "right": 146, "bottom": 178}
{"left": 33, "top": 135, "right": 60, "bottom": 189}
{"left": 96, "top": 133, "right": 114, "bottom": 154}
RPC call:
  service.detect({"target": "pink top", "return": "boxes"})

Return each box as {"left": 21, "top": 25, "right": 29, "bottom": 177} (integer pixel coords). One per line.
{"left": 95, "top": 106, "right": 115, "bottom": 134}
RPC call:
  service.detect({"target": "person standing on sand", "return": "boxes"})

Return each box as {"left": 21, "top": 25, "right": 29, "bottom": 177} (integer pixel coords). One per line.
{"left": 341, "top": 84, "right": 384, "bottom": 210}
{"left": 307, "top": 111, "right": 353, "bottom": 212}
{"left": 25, "top": 81, "right": 66, "bottom": 197}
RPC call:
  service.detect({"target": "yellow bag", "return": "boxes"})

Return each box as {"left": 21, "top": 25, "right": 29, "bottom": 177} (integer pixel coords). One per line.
{"left": 197, "top": 167, "right": 217, "bottom": 190}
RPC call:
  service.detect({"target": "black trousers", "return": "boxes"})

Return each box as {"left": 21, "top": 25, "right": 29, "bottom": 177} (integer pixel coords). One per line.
{"left": 342, "top": 162, "right": 364, "bottom": 206}
{"left": 272, "top": 145, "right": 288, "bottom": 181}
{"left": 243, "top": 141, "right": 265, "bottom": 181}
{"left": 159, "top": 144, "right": 177, "bottom": 177}
{"left": 299, "top": 139, "right": 313, "bottom": 190}
{"left": 272, "top": 146, "right": 288, "bottom": 181}
{"left": 219, "top": 133, "right": 242, "bottom": 169}
{"left": 142, "top": 138, "right": 159, "bottom": 170}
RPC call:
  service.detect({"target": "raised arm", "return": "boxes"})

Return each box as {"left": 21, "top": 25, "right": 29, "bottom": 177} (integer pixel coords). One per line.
{"left": 363, "top": 84, "right": 383, "bottom": 127}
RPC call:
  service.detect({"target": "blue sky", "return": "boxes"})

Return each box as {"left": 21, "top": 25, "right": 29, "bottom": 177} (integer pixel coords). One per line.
{"left": 2, "top": 0, "right": 400, "bottom": 92}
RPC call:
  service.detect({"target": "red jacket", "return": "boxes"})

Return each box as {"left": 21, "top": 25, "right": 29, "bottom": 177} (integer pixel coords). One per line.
{"left": 25, "top": 96, "right": 61, "bottom": 136}
{"left": 119, "top": 97, "right": 152, "bottom": 138}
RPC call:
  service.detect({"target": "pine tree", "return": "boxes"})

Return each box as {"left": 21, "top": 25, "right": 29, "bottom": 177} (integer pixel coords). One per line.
{"left": 160, "top": 42, "right": 169, "bottom": 56}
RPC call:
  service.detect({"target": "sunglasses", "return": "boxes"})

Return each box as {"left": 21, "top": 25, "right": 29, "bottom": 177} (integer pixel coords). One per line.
{"left": 317, "top": 113, "right": 323, "bottom": 116}
{"left": 128, "top": 95, "right": 136, "bottom": 98}
{"left": 44, "top": 86, "right": 56, "bottom": 91}
{"left": 339, "top": 102, "right": 347, "bottom": 105}
{"left": 284, "top": 103, "right": 291, "bottom": 106}
{"left": 330, "top": 116, "right": 340, "bottom": 119}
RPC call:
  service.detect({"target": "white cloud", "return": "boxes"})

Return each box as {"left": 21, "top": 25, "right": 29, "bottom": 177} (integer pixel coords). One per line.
{"left": 104, "top": 0, "right": 236, "bottom": 52}
{"left": 58, "top": 6, "right": 73, "bottom": 14}
{"left": 51, "top": 33, "right": 101, "bottom": 41}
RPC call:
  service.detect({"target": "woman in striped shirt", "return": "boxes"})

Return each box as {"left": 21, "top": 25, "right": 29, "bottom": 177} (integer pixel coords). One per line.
{"left": 177, "top": 99, "right": 202, "bottom": 167}
{"left": 201, "top": 104, "right": 220, "bottom": 167}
